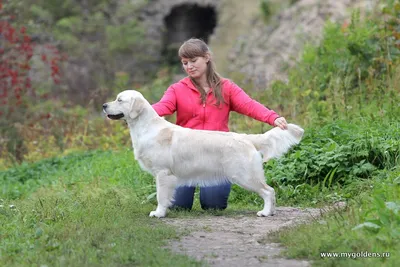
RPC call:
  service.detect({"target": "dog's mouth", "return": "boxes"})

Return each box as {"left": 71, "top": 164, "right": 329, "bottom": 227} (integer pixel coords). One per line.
{"left": 107, "top": 113, "right": 124, "bottom": 120}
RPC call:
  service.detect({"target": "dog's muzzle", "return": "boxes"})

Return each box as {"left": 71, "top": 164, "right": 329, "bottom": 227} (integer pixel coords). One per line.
{"left": 102, "top": 103, "right": 124, "bottom": 120}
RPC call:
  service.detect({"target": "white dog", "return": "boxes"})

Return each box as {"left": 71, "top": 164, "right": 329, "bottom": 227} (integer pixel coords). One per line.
{"left": 103, "top": 90, "right": 304, "bottom": 218}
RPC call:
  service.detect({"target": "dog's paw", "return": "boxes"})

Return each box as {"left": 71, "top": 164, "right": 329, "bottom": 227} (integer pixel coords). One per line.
{"left": 149, "top": 210, "right": 166, "bottom": 218}
{"left": 257, "top": 210, "right": 274, "bottom": 217}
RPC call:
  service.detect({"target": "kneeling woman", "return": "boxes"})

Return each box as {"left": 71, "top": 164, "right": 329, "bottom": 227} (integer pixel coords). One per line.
{"left": 152, "top": 38, "right": 287, "bottom": 210}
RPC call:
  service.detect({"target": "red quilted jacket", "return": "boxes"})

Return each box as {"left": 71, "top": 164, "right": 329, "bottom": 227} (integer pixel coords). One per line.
{"left": 152, "top": 77, "right": 280, "bottom": 132}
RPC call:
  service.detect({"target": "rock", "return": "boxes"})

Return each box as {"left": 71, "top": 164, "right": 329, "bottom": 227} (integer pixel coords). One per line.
{"left": 224, "top": 0, "right": 377, "bottom": 89}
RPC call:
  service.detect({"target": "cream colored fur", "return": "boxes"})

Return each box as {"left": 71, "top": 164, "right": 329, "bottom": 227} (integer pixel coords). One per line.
{"left": 103, "top": 90, "right": 304, "bottom": 218}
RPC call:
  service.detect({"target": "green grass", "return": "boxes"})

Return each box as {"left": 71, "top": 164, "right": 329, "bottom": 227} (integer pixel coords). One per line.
{"left": 0, "top": 149, "right": 157, "bottom": 201}
{"left": 0, "top": 150, "right": 203, "bottom": 267}
{"left": 268, "top": 167, "right": 400, "bottom": 267}
{"left": 1, "top": 119, "right": 399, "bottom": 266}
{"left": 0, "top": 149, "right": 271, "bottom": 267}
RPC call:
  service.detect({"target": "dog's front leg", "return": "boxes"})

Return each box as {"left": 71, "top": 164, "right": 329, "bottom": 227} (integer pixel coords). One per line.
{"left": 149, "top": 170, "right": 178, "bottom": 218}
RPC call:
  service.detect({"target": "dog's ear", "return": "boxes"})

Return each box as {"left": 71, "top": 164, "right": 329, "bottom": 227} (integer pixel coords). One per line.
{"left": 129, "top": 97, "right": 144, "bottom": 119}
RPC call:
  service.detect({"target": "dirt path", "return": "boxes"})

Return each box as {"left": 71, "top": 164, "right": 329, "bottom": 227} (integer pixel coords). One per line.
{"left": 163, "top": 207, "right": 323, "bottom": 267}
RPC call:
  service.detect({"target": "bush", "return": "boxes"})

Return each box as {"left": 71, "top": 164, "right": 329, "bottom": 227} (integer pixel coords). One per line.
{"left": 261, "top": 6, "right": 400, "bottom": 126}
{"left": 228, "top": 119, "right": 399, "bottom": 207}
{"left": 0, "top": 4, "right": 63, "bottom": 163}
{"left": 266, "top": 120, "right": 400, "bottom": 184}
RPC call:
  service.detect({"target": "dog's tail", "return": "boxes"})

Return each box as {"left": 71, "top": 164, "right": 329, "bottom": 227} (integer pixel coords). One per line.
{"left": 247, "top": 123, "right": 304, "bottom": 162}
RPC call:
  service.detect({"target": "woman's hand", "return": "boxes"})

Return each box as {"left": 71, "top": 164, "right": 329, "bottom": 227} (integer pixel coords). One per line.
{"left": 274, "top": 117, "right": 288, "bottom": 130}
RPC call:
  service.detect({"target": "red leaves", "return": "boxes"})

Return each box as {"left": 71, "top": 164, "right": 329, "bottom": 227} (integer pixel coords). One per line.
{"left": 0, "top": 12, "right": 64, "bottom": 119}
{"left": 0, "top": 87, "right": 7, "bottom": 98}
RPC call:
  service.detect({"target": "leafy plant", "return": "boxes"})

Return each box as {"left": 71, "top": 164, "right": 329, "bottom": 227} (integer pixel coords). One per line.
{"left": 260, "top": 0, "right": 272, "bottom": 21}
{"left": 0, "top": 3, "right": 63, "bottom": 163}
{"left": 259, "top": 120, "right": 400, "bottom": 205}
{"left": 258, "top": 5, "right": 400, "bottom": 126}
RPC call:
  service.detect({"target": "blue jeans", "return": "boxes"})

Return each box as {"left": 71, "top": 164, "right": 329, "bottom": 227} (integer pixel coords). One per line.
{"left": 172, "top": 183, "right": 231, "bottom": 210}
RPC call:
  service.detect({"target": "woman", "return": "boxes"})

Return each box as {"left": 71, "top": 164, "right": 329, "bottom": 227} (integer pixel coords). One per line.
{"left": 152, "top": 38, "right": 287, "bottom": 211}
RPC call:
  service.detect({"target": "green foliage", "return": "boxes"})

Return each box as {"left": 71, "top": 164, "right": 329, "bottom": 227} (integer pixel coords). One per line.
{"left": 260, "top": 0, "right": 272, "bottom": 21}
{"left": 262, "top": 6, "right": 400, "bottom": 125}
{"left": 0, "top": 96, "right": 132, "bottom": 169}
{"left": 1, "top": 117, "right": 399, "bottom": 265}
{"left": 226, "top": 119, "right": 400, "bottom": 207}
{"left": 268, "top": 120, "right": 400, "bottom": 184}
{"left": 263, "top": 120, "right": 399, "bottom": 205}
{"left": 0, "top": 3, "right": 65, "bottom": 164}
{"left": 272, "top": 167, "right": 400, "bottom": 266}
{"left": 22, "top": 0, "right": 150, "bottom": 105}
{"left": 106, "top": 22, "right": 144, "bottom": 53}
{"left": 138, "top": 67, "right": 176, "bottom": 103}
{"left": 0, "top": 151, "right": 103, "bottom": 199}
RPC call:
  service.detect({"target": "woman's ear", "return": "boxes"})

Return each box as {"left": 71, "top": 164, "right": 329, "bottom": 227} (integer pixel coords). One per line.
{"left": 205, "top": 53, "right": 211, "bottom": 63}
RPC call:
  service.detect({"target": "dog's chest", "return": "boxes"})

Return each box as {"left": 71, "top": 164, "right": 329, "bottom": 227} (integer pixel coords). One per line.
{"left": 133, "top": 143, "right": 173, "bottom": 175}
{"left": 133, "top": 146, "right": 155, "bottom": 174}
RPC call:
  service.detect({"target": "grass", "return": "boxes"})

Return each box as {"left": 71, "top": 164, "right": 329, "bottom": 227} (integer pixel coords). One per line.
{"left": 0, "top": 149, "right": 154, "bottom": 201}
{"left": 2, "top": 118, "right": 399, "bottom": 266}
{"left": 0, "top": 150, "right": 203, "bottom": 267}
{"left": 0, "top": 149, "right": 274, "bottom": 267}
{"left": 269, "top": 167, "right": 400, "bottom": 267}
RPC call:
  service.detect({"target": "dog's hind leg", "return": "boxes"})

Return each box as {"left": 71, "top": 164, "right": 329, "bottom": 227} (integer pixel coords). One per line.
{"left": 149, "top": 170, "right": 178, "bottom": 218}
{"left": 256, "top": 184, "right": 276, "bottom": 217}
{"left": 231, "top": 155, "right": 276, "bottom": 217}
{"left": 234, "top": 175, "right": 276, "bottom": 217}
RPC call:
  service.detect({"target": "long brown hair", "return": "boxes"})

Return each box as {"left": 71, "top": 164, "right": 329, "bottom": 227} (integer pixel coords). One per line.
{"left": 178, "top": 38, "right": 225, "bottom": 106}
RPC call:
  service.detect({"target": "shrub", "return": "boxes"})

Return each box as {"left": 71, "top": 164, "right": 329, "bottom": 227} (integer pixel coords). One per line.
{"left": 264, "top": 120, "right": 400, "bottom": 200}
{"left": 0, "top": 4, "right": 63, "bottom": 163}
{"left": 261, "top": 5, "right": 400, "bottom": 126}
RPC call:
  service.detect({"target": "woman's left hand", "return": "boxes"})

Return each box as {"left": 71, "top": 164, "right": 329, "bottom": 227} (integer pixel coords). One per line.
{"left": 274, "top": 117, "right": 288, "bottom": 130}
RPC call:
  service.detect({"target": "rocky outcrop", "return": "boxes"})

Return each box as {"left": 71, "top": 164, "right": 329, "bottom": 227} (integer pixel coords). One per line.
{"left": 224, "top": 0, "right": 377, "bottom": 90}
{"left": 139, "top": 0, "right": 220, "bottom": 68}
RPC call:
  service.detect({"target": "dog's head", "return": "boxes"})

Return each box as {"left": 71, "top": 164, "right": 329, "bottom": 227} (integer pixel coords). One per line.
{"left": 103, "top": 90, "right": 145, "bottom": 120}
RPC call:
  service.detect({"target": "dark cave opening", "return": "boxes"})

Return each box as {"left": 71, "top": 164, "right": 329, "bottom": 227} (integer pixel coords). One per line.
{"left": 163, "top": 4, "right": 217, "bottom": 66}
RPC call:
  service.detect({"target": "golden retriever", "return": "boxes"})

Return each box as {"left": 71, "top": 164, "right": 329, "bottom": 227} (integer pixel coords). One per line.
{"left": 103, "top": 90, "right": 304, "bottom": 218}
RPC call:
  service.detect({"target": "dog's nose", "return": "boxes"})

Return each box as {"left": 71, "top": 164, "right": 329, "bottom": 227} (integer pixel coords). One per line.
{"left": 102, "top": 103, "right": 108, "bottom": 110}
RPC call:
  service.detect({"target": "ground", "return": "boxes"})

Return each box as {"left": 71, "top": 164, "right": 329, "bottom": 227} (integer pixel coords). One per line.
{"left": 163, "top": 207, "right": 325, "bottom": 267}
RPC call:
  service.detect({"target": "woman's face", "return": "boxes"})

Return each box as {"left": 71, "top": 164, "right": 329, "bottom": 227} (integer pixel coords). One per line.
{"left": 181, "top": 55, "right": 209, "bottom": 80}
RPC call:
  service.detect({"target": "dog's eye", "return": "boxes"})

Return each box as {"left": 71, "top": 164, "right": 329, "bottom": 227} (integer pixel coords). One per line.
{"left": 117, "top": 98, "right": 122, "bottom": 102}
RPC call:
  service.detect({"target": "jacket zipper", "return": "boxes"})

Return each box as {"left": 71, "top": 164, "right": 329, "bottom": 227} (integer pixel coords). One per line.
{"left": 202, "top": 102, "right": 206, "bottom": 129}
{"left": 202, "top": 90, "right": 212, "bottom": 129}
